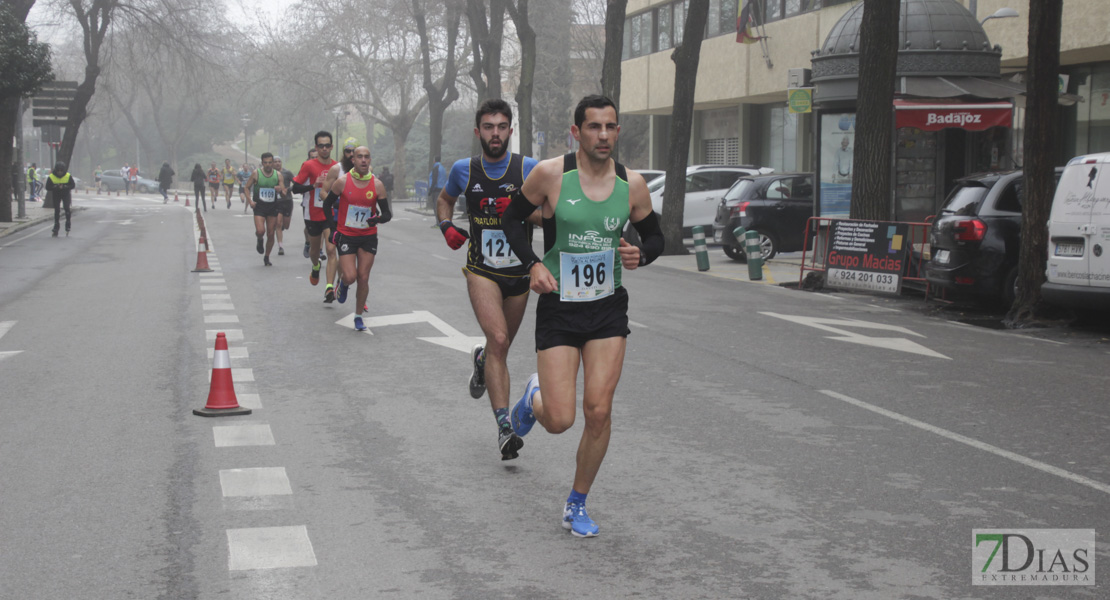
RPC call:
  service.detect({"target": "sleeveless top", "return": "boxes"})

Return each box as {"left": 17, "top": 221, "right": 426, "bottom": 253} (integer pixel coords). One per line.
{"left": 541, "top": 153, "right": 630, "bottom": 302}
{"left": 337, "top": 173, "right": 379, "bottom": 237}
{"left": 253, "top": 169, "right": 279, "bottom": 203}
{"left": 463, "top": 153, "right": 531, "bottom": 276}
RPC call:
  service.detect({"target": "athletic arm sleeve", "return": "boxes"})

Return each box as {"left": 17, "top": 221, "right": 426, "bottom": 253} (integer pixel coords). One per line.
{"left": 322, "top": 191, "right": 339, "bottom": 219}
{"left": 290, "top": 181, "right": 314, "bottom": 194}
{"left": 502, "top": 191, "right": 542, "bottom": 270}
{"left": 375, "top": 197, "right": 392, "bottom": 224}
{"left": 631, "top": 211, "right": 665, "bottom": 266}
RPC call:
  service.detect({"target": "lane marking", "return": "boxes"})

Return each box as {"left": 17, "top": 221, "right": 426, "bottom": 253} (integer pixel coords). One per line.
{"left": 213, "top": 424, "right": 275, "bottom": 447}
{"left": 227, "top": 526, "right": 317, "bottom": 570}
{"left": 762, "top": 312, "right": 950, "bottom": 359}
{"left": 200, "top": 285, "right": 228, "bottom": 291}
{"left": 202, "top": 294, "right": 232, "bottom": 301}
{"left": 0, "top": 224, "right": 53, "bottom": 248}
{"left": 208, "top": 346, "right": 248, "bottom": 358}
{"left": 203, "top": 303, "right": 235, "bottom": 311}
{"left": 629, "top": 320, "right": 648, "bottom": 329}
{"left": 206, "top": 329, "right": 243, "bottom": 341}
{"left": 820, "top": 390, "right": 1110, "bottom": 496}
{"left": 219, "top": 468, "right": 292, "bottom": 497}
{"left": 432, "top": 254, "right": 449, "bottom": 261}
{"left": 205, "top": 315, "right": 239, "bottom": 323}
{"left": 237, "top": 393, "right": 262, "bottom": 409}
{"left": 334, "top": 310, "right": 483, "bottom": 352}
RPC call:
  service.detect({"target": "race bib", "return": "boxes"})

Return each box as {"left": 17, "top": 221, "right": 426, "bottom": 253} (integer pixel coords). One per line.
{"left": 345, "top": 205, "right": 373, "bottom": 229}
{"left": 559, "top": 249, "right": 614, "bottom": 302}
{"left": 481, "top": 229, "right": 519, "bottom": 268}
{"left": 313, "top": 183, "right": 325, "bottom": 208}
{"left": 258, "top": 188, "right": 276, "bottom": 202}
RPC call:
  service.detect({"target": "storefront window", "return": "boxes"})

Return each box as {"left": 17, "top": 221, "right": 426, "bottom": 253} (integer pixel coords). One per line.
{"left": 757, "top": 104, "right": 797, "bottom": 172}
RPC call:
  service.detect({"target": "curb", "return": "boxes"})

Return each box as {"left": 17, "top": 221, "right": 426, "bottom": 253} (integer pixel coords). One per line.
{"left": 0, "top": 207, "right": 88, "bottom": 239}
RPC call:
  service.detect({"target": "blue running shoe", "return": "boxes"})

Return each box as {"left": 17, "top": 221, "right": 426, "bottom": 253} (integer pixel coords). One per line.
{"left": 511, "top": 373, "right": 539, "bottom": 436}
{"left": 562, "top": 503, "right": 599, "bottom": 538}
{"left": 337, "top": 280, "right": 349, "bottom": 304}
{"left": 353, "top": 316, "right": 366, "bottom": 331}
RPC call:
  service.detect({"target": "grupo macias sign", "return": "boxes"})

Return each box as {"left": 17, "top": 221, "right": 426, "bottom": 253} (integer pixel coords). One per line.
{"left": 894, "top": 100, "right": 1013, "bottom": 132}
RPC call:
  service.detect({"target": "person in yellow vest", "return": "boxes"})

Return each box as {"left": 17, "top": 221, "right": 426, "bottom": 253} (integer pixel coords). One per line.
{"left": 46, "top": 161, "right": 76, "bottom": 237}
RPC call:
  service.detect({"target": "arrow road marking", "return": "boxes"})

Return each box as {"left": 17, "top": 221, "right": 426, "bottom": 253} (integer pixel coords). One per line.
{"left": 0, "top": 321, "right": 23, "bottom": 364}
{"left": 334, "top": 311, "right": 484, "bottom": 352}
{"left": 760, "top": 312, "right": 950, "bottom": 360}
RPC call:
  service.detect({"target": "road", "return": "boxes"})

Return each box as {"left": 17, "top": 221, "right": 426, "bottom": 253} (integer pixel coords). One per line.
{"left": 0, "top": 193, "right": 1106, "bottom": 599}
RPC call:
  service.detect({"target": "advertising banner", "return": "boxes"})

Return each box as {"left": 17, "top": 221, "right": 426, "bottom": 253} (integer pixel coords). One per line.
{"left": 893, "top": 100, "right": 1013, "bottom": 132}
{"left": 819, "top": 113, "right": 854, "bottom": 218}
{"left": 826, "top": 220, "right": 909, "bottom": 295}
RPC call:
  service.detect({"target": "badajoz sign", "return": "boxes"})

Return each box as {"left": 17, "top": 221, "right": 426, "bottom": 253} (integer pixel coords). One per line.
{"left": 973, "top": 529, "right": 1095, "bottom": 586}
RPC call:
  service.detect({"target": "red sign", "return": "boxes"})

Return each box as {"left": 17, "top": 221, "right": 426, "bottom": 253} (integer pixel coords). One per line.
{"left": 894, "top": 100, "right": 1012, "bottom": 131}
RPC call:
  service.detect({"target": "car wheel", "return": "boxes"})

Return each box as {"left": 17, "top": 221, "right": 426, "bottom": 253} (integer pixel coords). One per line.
{"left": 723, "top": 243, "right": 746, "bottom": 262}
{"left": 755, "top": 231, "right": 777, "bottom": 260}
{"left": 1001, "top": 266, "right": 1018, "bottom": 307}
{"left": 138, "top": 185, "right": 150, "bottom": 193}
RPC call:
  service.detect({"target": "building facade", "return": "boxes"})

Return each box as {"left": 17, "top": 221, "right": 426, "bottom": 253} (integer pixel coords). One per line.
{"left": 620, "top": 0, "right": 1110, "bottom": 217}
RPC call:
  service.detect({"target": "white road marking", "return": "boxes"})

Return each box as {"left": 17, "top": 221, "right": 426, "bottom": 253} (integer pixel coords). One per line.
{"left": 209, "top": 346, "right": 249, "bottom": 359}
{"left": 629, "top": 320, "right": 648, "bottom": 329}
{"left": 203, "top": 303, "right": 235, "bottom": 311}
{"left": 219, "top": 468, "right": 292, "bottom": 497}
{"left": 199, "top": 272, "right": 222, "bottom": 277}
{"left": 205, "top": 314, "right": 239, "bottom": 323}
{"left": 236, "top": 393, "right": 262, "bottom": 409}
{"left": 200, "top": 285, "right": 228, "bottom": 291}
{"left": 0, "top": 322, "right": 21, "bottom": 363}
{"left": 820, "top": 390, "right": 1110, "bottom": 496}
{"left": 213, "top": 424, "right": 275, "bottom": 447}
{"left": 432, "top": 254, "right": 449, "bottom": 261}
{"left": 202, "top": 294, "right": 232, "bottom": 301}
{"left": 761, "top": 312, "right": 950, "bottom": 359}
{"left": 390, "top": 239, "right": 402, "bottom": 245}
{"left": 334, "top": 310, "right": 483, "bottom": 352}
{"left": 227, "top": 526, "right": 317, "bottom": 570}
{"left": 201, "top": 278, "right": 226, "bottom": 283}
{"left": 207, "top": 329, "right": 244, "bottom": 341}
{"left": 0, "top": 225, "right": 52, "bottom": 248}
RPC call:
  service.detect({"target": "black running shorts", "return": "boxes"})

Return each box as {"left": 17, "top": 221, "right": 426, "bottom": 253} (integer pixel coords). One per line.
{"left": 535, "top": 286, "right": 630, "bottom": 351}
{"left": 253, "top": 202, "right": 278, "bottom": 217}
{"left": 335, "top": 233, "right": 378, "bottom": 256}
{"left": 276, "top": 198, "right": 294, "bottom": 217}
{"left": 305, "top": 219, "right": 328, "bottom": 237}
{"left": 464, "top": 265, "right": 530, "bottom": 299}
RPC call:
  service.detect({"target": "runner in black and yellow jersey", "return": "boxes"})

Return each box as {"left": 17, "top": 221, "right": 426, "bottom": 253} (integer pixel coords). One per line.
{"left": 435, "top": 99, "right": 539, "bottom": 461}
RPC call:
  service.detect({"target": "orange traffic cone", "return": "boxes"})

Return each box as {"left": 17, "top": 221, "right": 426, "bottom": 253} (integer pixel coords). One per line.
{"left": 185, "top": 194, "right": 190, "bottom": 207}
{"left": 192, "top": 248, "right": 213, "bottom": 272}
{"left": 174, "top": 191, "right": 179, "bottom": 202}
{"left": 193, "top": 332, "right": 251, "bottom": 417}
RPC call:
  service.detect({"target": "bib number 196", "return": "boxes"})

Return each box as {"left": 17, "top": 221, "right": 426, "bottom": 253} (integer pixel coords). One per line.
{"left": 559, "top": 249, "right": 614, "bottom": 301}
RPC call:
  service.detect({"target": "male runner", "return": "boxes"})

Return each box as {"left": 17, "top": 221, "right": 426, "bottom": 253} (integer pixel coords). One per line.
{"left": 324, "top": 146, "right": 391, "bottom": 332}
{"left": 222, "top": 159, "right": 236, "bottom": 208}
{"left": 238, "top": 163, "right": 251, "bottom": 212}
{"left": 244, "top": 152, "right": 286, "bottom": 266}
{"left": 501, "top": 95, "right": 664, "bottom": 537}
{"left": 94, "top": 165, "right": 103, "bottom": 192}
{"left": 320, "top": 137, "right": 358, "bottom": 300}
{"left": 435, "top": 98, "right": 539, "bottom": 461}
{"left": 300, "top": 148, "right": 319, "bottom": 259}
{"left": 128, "top": 163, "right": 139, "bottom": 194}
{"left": 290, "top": 131, "right": 338, "bottom": 295}
{"left": 274, "top": 156, "right": 295, "bottom": 255}
{"left": 206, "top": 163, "right": 221, "bottom": 208}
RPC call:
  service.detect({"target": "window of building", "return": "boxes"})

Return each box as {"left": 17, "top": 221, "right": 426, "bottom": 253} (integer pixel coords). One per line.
{"left": 704, "top": 138, "right": 740, "bottom": 166}
{"left": 760, "top": 0, "right": 823, "bottom": 24}
{"left": 756, "top": 105, "right": 797, "bottom": 172}
{"left": 657, "top": 4, "right": 673, "bottom": 51}
{"left": 675, "top": 0, "right": 688, "bottom": 43}
{"left": 640, "top": 11, "right": 654, "bottom": 56}
{"left": 719, "top": 0, "right": 738, "bottom": 37}
{"left": 706, "top": 0, "right": 720, "bottom": 37}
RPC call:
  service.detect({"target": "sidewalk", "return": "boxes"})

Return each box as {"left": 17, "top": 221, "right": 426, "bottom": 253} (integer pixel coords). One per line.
{"left": 0, "top": 203, "right": 66, "bottom": 239}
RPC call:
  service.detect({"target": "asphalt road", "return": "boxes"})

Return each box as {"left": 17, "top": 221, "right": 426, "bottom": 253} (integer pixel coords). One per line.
{"left": 0, "top": 193, "right": 1106, "bottom": 599}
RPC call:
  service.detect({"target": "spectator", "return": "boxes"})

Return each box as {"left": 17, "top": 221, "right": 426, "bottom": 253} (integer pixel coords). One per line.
{"left": 46, "top": 161, "right": 76, "bottom": 236}
{"left": 190, "top": 163, "right": 208, "bottom": 212}
{"left": 427, "top": 155, "right": 446, "bottom": 210}
{"left": 379, "top": 166, "right": 394, "bottom": 199}
{"left": 26, "top": 163, "right": 39, "bottom": 201}
{"left": 94, "top": 165, "right": 103, "bottom": 192}
{"left": 158, "top": 161, "right": 174, "bottom": 203}
{"left": 128, "top": 163, "right": 139, "bottom": 194}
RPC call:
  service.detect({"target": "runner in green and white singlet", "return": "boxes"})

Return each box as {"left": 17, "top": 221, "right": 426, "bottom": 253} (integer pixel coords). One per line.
{"left": 499, "top": 95, "right": 666, "bottom": 538}
{"left": 244, "top": 152, "right": 286, "bottom": 266}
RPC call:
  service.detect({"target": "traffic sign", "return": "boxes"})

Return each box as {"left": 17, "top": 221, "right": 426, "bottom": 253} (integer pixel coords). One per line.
{"left": 32, "top": 81, "right": 77, "bottom": 127}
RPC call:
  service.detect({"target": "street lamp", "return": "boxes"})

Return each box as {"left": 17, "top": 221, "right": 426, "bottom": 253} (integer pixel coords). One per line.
{"left": 240, "top": 114, "right": 250, "bottom": 164}
{"left": 980, "top": 7, "right": 1018, "bottom": 26}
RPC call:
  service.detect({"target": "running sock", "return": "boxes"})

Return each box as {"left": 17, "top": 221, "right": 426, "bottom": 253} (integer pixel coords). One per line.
{"left": 326, "top": 283, "right": 334, "bottom": 290}
{"left": 494, "top": 408, "right": 511, "bottom": 430}
{"left": 567, "top": 489, "right": 587, "bottom": 506}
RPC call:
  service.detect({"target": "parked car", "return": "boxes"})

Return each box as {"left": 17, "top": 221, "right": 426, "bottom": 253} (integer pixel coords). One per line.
{"left": 712, "top": 172, "right": 814, "bottom": 261}
{"left": 100, "top": 169, "right": 158, "bottom": 193}
{"left": 1043, "top": 152, "right": 1110, "bottom": 310}
{"left": 649, "top": 164, "right": 773, "bottom": 230}
{"left": 925, "top": 169, "right": 1062, "bottom": 306}
{"left": 636, "top": 169, "right": 665, "bottom": 184}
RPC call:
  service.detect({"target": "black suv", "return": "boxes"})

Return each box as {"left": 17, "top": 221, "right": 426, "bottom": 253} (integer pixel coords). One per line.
{"left": 712, "top": 173, "right": 814, "bottom": 261}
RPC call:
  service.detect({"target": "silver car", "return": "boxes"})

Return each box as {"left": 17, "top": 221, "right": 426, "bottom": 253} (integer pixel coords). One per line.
{"left": 649, "top": 165, "right": 774, "bottom": 230}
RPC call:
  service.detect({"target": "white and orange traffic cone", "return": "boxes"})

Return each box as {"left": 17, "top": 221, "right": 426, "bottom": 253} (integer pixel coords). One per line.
{"left": 192, "top": 247, "right": 213, "bottom": 272}
{"left": 174, "top": 191, "right": 179, "bottom": 202}
{"left": 193, "top": 332, "right": 251, "bottom": 417}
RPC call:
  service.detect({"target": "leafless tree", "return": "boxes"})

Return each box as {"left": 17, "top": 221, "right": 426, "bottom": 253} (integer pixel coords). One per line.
{"left": 465, "top": 0, "right": 507, "bottom": 101}
{"left": 660, "top": 0, "right": 709, "bottom": 255}
{"left": 504, "top": 0, "right": 534, "bottom": 157}
{"left": 413, "top": 0, "right": 465, "bottom": 176}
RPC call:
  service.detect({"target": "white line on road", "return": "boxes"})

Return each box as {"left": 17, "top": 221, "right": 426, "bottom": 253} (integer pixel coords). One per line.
{"left": 219, "top": 468, "right": 292, "bottom": 497}
{"left": 203, "top": 303, "right": 235, "bottom": 311}
{"left": 206, "top": 329, "right": 243, "bottom": 341}
{"left": 432, "top": 254, "right": 449, "bottom": 261}
{"left": 205, "top": 314, "right": 240, "bottom": 323}
{"left": 629, "top": 320, "right": 648, "bottom": 329}
{"left": 213, "top": 424, "right": 275, "bottom": 447}
{"left": 0, "top": 224, "right": 52, "bottom": 248}
{"left": 227, "top": 526, "right": 317, "bottom": 570}
{"left": 819, "top": 389, "right": 1110, "bottom": 496}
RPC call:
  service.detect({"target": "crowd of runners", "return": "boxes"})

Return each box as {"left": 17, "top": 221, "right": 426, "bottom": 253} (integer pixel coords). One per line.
{"left": 206, "top": 94, "right": 665, "bottom": 539}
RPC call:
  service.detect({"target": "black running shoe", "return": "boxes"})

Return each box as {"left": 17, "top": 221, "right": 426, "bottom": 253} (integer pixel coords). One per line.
{"left": 469, "top": 344, "right": 486, "bottom": 399}
{"left": 324, "top": 285, "right": 335, "bottom": 303}
{"left": 256, "top": 235, "right": 264, "bottom": 254}
{"left": 499, "top": 426, "right": 523, "bottom": 461}
{"left": 278, "top": 247, "right": 284, "bottom": 256}
{"left": 264, "top": 256, "right": 272, "bottom": 266}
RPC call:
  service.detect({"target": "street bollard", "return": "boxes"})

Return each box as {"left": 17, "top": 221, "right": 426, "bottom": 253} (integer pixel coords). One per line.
{"left": 743, "top": 228, "right": 763, "bottom": 280}
{"left": 693, "top": 225, "right": 710, "bottom": 271}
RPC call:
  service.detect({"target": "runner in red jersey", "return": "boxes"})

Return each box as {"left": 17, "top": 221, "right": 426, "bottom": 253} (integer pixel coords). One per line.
{"left": 290, "top": 131, "right": 338, "bottom": 291}
{"left": 324, "top": 146, "right": 391, "bottom": 332}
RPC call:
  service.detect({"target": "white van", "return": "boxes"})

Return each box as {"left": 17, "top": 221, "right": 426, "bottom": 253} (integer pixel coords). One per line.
{"left": 1043, "top": 152, "right": 1110, "bottom": 309}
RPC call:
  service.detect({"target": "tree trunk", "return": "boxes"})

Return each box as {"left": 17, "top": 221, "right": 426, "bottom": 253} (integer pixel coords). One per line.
{"left": 508, "top": 0, "right": 535, "bottom": 157}
{"left": 849, "top": 0, "right": 899, "bottom": 221}
{"left": 0, "top": 0, "right": 39, "bottom": 222}
{"left": 1005, "top": 0, "right": 1063, "bottom": 327}
{"left": 659, "top": 0, "right": 710, "bottom": 256}
{"left": 600, "top": 0, "right": 626, "bottom": 106}
{"left": 415, "top": 0, "right": 462, "bottom": 175}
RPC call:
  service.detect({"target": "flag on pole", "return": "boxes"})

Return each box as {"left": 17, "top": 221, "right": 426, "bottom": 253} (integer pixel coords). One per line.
{"left": 736, "top": 0, "right": 763, "bottom": 44}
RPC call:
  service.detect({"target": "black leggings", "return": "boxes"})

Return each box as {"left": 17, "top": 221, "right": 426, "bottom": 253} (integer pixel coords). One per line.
{"left": 194, "top": 185, "right": 207, "bottom": 210}
{"left": 53, "top": 196, "right": 71, "bottom": 232}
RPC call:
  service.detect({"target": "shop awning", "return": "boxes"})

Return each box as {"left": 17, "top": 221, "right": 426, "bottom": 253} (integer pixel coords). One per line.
{"left": 893, "top": 100, "right": 1013, "bottom": 131}
{"left": 898, "top": 76, "right": 1027, "bottom": 99}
